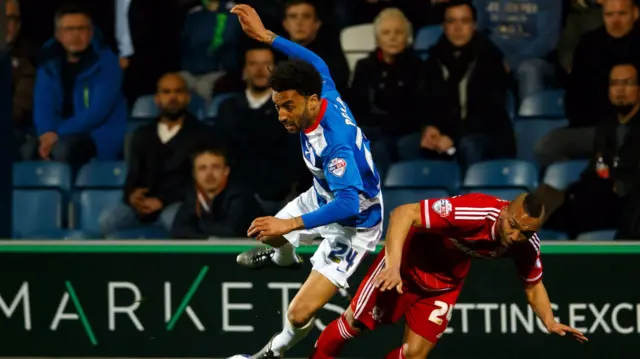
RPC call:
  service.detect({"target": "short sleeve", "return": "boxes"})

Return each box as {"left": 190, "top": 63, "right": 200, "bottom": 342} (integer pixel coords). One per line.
{"left": 512, "top": 233, "right": 544, "bottom": 285}
{"left": 419, "top": 194, "right": 501, "bottom": 233}
{"left": 322, "top": 145, "right": 363, "bottom": 192}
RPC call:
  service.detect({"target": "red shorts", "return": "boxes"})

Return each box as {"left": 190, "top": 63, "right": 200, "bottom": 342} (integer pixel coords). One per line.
{"left": 350, "top": 250, "right": 462, "bottom": 343}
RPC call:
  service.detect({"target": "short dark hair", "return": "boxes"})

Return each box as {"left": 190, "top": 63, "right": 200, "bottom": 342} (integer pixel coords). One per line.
{"left": 54, "top": 3, "right": 92, "bottom": 25}
{"left": 284, "top": 0, "right": 318, "bottom": 16}
{"left": 243, "top": 43, "right": 275, "bottom": 66}
{"left": 191, "top": 147, "right": 228, "bottom": 167}
{"left": 522, "top": 193, "right": 544, "bottom": 219}
{"left": 269, "top": 59, "right": 323, "bottom": 97}
{"left": 443, "top": 0, "right": 477, "bottom": 21}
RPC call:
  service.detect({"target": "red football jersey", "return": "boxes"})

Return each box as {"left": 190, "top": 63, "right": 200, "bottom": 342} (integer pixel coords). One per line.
{"left": 400, "top": 194, "right": 543, "bottom": 292}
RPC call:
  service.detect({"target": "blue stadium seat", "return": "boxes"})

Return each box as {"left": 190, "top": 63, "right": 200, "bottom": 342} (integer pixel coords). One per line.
{"left": 131, "top": 95, "right": 158, "bottom": 119}
{"left": 514, "top": 119, "right": 568, "bottom": 163}
{"left": 518, "top": 89, "right": 565, "bottom": 118}
{"left": 74, "top": 190, "right": 123, "bottom": 236}
{"left": 206, "top": 93, "right": 236, "bottom": 119}
{"left": 188, "top": 93, "right": 206, "bottom": 120}
{"left": 463, "top": 188, "right": 525, "bottom": 201}
{"left": 126, "top": 120, "right": 147, "bottom": 134}
{"left": 463, "top": 160, "right": 538, "bottom": 190}
{"left": 13, "top": 162, "right": 72, "bottom": 192}
{"left": 576, "top": 229, "right": 617, "bottom": 241}
{"left": 384, "top": 160, "right": 460, "bottom": 192}
{"left": 543, "top": 160, "right": 588, "bottom": 190}
{"left": 383, "top": 188, "right": 449, "bottom": 232}
{"left": 414, "top": 25, "right": 442, "bottom": 59}
{"left": 76, "top": 161, "right": 127, "bottom": 188}
{"left": 13, "top": 190, "right": 62, "bottom": 238}
{"left": 538, "top": 229, "right": 569, "bottom": 240}
{"left": 107, "top": 226, "right": 170, "bottom": 239}
{"left": 506, "top": 90, "right": 516, "bottom": 121}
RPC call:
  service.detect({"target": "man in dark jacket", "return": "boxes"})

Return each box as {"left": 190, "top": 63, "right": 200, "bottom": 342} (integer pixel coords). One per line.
{"left": 544, "top": 63, "right": 640, "bottom": 239}
{"left": 171, "top": 148, "right": 262, "bottom": 239}
{"left": 401, "top": 1, "right": 514, "bottom": 169}
{"left": 536, "top": 0, "right": 640, "bottom": 167}
{"left": 216, "top": 45, "right": 306, "bottom": 214}
{"left": 99, "top": 73, "right": 219, "bottom": 237}
{"left": 33, "top": 4, "right": 127, "bottom": 170}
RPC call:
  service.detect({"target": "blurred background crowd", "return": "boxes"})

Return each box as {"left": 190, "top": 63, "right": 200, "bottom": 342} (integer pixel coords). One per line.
{"left": 7, "top": 0, "right": 640, "bottom": 240}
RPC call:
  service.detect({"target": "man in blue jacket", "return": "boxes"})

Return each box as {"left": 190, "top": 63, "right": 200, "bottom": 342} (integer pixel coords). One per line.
{"left": 33, "top": 4, "right": 126, "bottom": 170}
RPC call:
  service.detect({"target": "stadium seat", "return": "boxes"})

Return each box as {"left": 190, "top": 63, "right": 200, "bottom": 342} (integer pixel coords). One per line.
{"left": 414, "top": 25, "right": 442, "bottom": 59}
{"left": 538, "top": 229, "right": 569, "bottom": 240}
{"left": 131, "top": 95, "right": 158, "bottom": 119}
{"left": 13, "top": 162, "right": 72, "bottom": 192}
{"left": 74, "top": 190, "right": 123, "bottom": 236}
{"left": 514, "top": 118, "right": 568, "bottom": 164}
{"left": 188, "top": 93, "right": 206, "bottom": 120}
{"left": 518, "top": 89, "right": 565, "bottom": 118}
{"left": 463, "top": 160, "right": 538, "bottom": 190}
{"left": 13, "top": 190, "right": 62, "bottom": 238}
{"left": 576, "top": 229, "right": 617, "bottom": 241}
{"left": 206, "top": 93, "right": 236, "bottom": 120}
{"left": 543, "top": 160, "right": 588, "bottom": 190}
{"left": 506, "top": 90, "right": 516, "bottom": 121}
{"left": 126, "top": 120, "right": 147, "bottom": 134}
{"left": 383, "top": 188, "right": 449, "bottom": 232}
{"left": 76, "top": 161, "right": 128, "bottom": 188}
{"left": 107, "top": 226, "right": 171, "bottom": 239}
{"left": 384, "top": 160, "right": 460, "bottom": 192}
{"left": 340, "top": 23, "right": 376, "bottom": 73}
{"left": 463, "top": 188, "right": 525, "bottom": 201}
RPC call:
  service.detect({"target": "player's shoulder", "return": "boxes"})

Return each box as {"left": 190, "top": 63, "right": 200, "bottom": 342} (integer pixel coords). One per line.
{"left": 446, "top": 193, "right": 508, "bottom": 209}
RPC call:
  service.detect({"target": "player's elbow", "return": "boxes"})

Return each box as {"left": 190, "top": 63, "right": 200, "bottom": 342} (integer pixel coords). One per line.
{"left": 336, "top": 188, "right": 360, "bottom": 217}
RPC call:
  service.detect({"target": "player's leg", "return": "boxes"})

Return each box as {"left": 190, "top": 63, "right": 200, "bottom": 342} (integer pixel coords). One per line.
{"left": 385, "top": 287, "right": 462, "bottom": 359}
{"left": 237, "top": 188, "right": 318, "bottom": 269}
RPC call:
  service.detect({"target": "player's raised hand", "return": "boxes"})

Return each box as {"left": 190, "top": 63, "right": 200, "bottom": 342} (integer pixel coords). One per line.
{"left": 546, "top": 322, "right": 588, "bottom": 343}
{"left": 373, "top": 264, "right": 403, "bottom": 294}
{"left": 230, "top": 4, "right": 273, "bottom": 44}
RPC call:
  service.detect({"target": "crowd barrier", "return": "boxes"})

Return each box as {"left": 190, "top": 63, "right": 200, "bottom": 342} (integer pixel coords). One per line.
{"left": 0, "top": 240, "right": 638, "bottom": 359}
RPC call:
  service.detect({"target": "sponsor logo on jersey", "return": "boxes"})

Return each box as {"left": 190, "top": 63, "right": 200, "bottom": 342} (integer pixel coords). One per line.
{"left": 371, "top": 306, "right": 384, "bottom": 322}
{"left": 328, "top": 158, "right": 347, "bottom": 177}
{"left": 432, "top": 199, "right": 453, "bottom": 218}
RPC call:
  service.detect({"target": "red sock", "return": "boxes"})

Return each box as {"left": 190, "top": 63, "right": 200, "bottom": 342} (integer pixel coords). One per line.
{"left": 308, "top": 315, "right": 359, "bottom": 359}
{"left": 384, "top": 346, "right": 407, "bottom": 359}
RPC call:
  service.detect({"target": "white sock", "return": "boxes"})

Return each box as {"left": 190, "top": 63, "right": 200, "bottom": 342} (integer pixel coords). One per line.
{"left": 271, "top": 242, "right": 297, "bottom": 266}
{"left": 270, "top": 317, "right": 315, "bottom": 356}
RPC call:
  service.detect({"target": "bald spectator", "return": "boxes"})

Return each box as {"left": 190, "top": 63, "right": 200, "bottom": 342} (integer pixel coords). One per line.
{"left": 33, "top": 4, "right": 126, "bottom": 170}
{"left": 6, "top": 0, "right": 37, "bottom": 160}
{"left": 99, "top": 73, "right": 219, "bottom": 237}
{"left": 536, "top": 0, "right": 640, "bottom": 167}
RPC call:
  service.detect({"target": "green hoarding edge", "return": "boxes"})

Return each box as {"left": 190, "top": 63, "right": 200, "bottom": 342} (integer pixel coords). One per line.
{"left": 0, "top": 241, "right": 639, "bottom": 254}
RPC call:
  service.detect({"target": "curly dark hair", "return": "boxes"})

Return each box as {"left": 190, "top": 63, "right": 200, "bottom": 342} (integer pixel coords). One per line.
{"left": 269, "top": 59, "right": 323, "bottom": 97}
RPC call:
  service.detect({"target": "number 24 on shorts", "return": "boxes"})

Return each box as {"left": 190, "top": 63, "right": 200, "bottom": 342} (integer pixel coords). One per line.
{"left": 429, "top": 300, "right": 454, "bottom": 326}
{"left": 328, "top": 241, "right": 358, "bottom": 273}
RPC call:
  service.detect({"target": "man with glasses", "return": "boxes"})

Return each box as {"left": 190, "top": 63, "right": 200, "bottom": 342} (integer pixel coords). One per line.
{"left": 33, "top": 4, "right": 126, "bottom": 171}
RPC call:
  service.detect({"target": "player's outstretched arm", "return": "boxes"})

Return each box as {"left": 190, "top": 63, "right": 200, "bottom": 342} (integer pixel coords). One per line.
{"left": 374, "top": 203, "right": 422, "bottom": 294}
{"left": 524, "top": 281, "right": 588, "bottom": 343}
{"left": 230, "top": 4, "right": 331, "bottom": 80}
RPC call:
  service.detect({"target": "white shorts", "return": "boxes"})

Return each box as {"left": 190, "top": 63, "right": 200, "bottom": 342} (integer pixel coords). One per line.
{"left": 275, "top": 187, "right": 383, "bottom": 289}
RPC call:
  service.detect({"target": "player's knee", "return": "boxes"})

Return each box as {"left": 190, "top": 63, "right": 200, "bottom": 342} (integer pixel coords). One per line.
{"left": 286, "top": 304, "right": 314, "bottom": 327}
{"left": 402, "top": 342, "right": 431, "bottom": 359}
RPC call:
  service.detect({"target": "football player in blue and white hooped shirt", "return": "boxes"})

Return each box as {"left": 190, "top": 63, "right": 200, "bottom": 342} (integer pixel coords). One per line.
{"left": 231, "top": 5, "right": 383, "bottom": 359}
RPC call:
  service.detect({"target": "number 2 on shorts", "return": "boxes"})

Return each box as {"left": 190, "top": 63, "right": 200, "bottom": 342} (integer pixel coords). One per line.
{"left": 428, "top": 300, "right": 454, "bottom": 326}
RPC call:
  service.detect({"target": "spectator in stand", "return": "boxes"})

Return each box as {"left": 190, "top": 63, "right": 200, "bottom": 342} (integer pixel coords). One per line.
{"left": 33, "top": 4, "right": 126, "bottom": 171}
{"left": 535, "top": 0, "right": 640, "bottom": 167}
{"left": 347, "top": 8, "right": 424, "bottom": 176}
{"left": 557, "top": 0, "right": 604, "bottom": 74}
{"left": 400, "top": 0, "right": 514, "bottom": 169}
{"left": 171, "top": 148, "right": 263, "bottom": 239}
{"left": 216, "top": 45, "right": 305, "bottom": 215}
{"left": 279, "top": 0, "right": 349, "bottom": 92}
{"left": 99, "top": 73, "right": 219, "bottom": 237}
{"left": 543, "top": 63, "right": 640, "bottom": 239}
{"left": 6, "top": 0, "right": 37, "bottom": 161}
{"left": 474, "top": 0, "right": 562, "bottom": 100}
{"left": 180, "top": 0, "right": 241, "bottom": 103}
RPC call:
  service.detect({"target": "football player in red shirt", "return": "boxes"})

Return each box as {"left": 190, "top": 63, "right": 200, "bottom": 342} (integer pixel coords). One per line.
{"left": 309, "top": 193, "right": 588, "bottom": 359}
